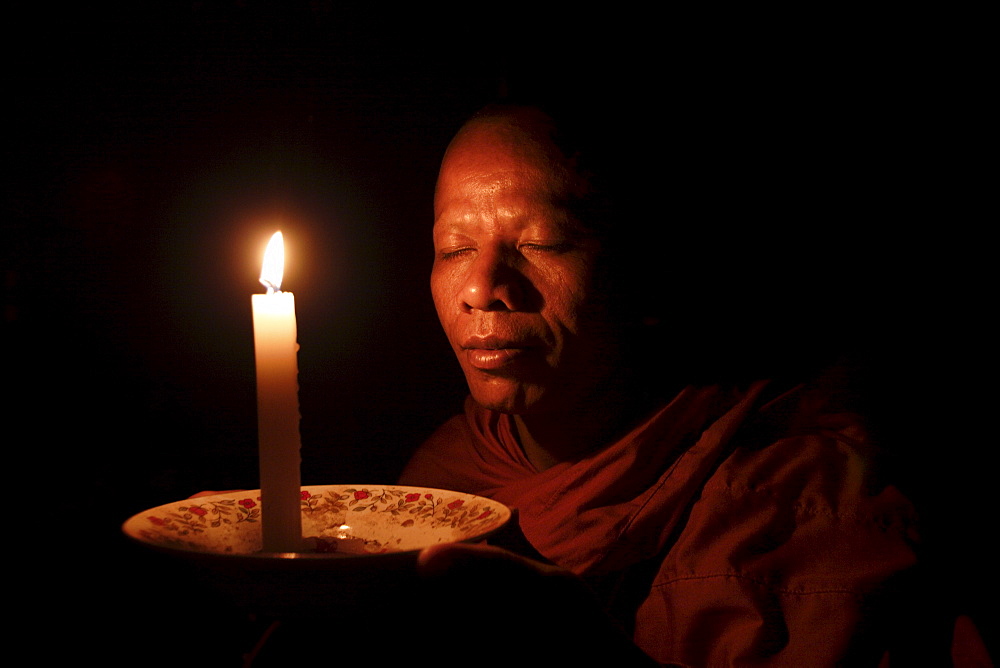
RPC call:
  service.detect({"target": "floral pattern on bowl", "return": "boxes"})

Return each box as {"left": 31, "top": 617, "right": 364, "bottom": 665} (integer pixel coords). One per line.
{"left": 123, "top": 485, "right": 512, "bottom": 557}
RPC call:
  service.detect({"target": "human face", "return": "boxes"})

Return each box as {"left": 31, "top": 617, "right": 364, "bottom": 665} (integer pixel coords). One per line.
{"left": 430, "top": 113, "right": 620, "bottom": 415}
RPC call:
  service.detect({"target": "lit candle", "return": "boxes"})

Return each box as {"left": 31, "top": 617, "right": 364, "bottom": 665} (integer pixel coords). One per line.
{"left": 252, "top": 231, "right": 304, "bottom": 552}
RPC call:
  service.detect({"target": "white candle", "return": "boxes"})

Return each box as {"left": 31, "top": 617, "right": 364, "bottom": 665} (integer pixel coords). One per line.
{"left": 252, "top": 231, "right": 304, "bottom": 552}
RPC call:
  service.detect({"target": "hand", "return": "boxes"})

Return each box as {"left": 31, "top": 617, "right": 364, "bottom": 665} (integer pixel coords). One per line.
{"left": 415, "top": 542, "right": 657, "bottom": 665}
{"left": 417, "top": 540, "right": 568, "bottom": 579}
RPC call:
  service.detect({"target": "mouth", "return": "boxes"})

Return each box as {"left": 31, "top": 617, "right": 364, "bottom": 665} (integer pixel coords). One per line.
{"left": 460, "top": 335, "right": 535, "bottom": 371}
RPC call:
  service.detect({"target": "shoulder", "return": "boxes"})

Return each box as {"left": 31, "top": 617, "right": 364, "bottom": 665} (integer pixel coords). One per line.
{"left": 665, "top": 369, "right": 919, "bottom": 587}
{"left": 639, "top": 374, "right": 922, "bottom": 663}
{"left": 725, "top": 368, "right": 915, "bottom": 526}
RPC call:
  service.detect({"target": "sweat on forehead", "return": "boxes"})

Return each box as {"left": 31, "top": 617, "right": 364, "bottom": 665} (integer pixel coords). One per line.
{"left": 437, "top": 105, "right": 603, "bottom": 216}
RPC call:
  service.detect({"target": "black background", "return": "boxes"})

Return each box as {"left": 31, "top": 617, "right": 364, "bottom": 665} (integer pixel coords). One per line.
{"left": 4, "top": 4, "right": 992, "bottom": 664}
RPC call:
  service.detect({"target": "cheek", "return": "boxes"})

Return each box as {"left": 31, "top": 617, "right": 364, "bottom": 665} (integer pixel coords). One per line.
{"left": 430, "top": 269, "right": 458, "bottom": 331}
{"left": 429, "top": 266, "right": 450, "bottom": 308}
{"left": 538, "top": 266, "right": 596, "bottom": 333}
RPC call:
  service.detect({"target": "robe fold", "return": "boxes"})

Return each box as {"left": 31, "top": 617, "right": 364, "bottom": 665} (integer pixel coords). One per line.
{"left": 399, "top": 375, "right": 921, "bottom": 665}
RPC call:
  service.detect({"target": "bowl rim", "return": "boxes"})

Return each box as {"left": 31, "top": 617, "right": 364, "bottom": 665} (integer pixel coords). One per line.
{"left": 121, "top": 483, "right": 513, "bottom": 561}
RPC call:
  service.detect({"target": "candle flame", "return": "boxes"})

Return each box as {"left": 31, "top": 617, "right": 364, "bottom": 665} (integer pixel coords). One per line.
{"left": 260, "top": 231, "right": 284, "bottom": 293}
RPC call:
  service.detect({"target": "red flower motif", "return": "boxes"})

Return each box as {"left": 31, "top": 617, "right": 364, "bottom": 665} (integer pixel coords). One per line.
{"left": 239, "top": 498, "right": 257, "bottom": 509}
{"left": 405, "top": 493, "right": 421, "bottom": 503}
{"left": 476, "top": 510, "right": 492, "bottom": 519}
{"left": 300, "top": 490, "right": 312, "bottom": 500}
{"left": 447, "top": 499, "right": 464, "bottom": 510}
{"left": 354, "top": 490, "right": 370, "bottom": 501}
{"left": 424, "top": 494, "right": 433, "bottom": 499}
{"left": 189, "top": 506, "right": 207, "bottom": 516}
{"left": 147, "top": 516, "right": 166, "bottom": 526}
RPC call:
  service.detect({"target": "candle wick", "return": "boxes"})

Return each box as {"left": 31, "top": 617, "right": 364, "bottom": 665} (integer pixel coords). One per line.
{"left": 260, "top": 278, "right": 281, "bottom": 294}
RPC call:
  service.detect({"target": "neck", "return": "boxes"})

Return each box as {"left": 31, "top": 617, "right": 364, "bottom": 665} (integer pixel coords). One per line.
{"left": 512, "top": 413, "right": 582, "bottom": 471}
{"left": 512, "top": 374, "right": 660, "bottom": 471}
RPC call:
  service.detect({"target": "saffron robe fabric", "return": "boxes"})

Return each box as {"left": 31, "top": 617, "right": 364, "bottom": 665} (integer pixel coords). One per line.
{"left": 398, "top": 377, "right": 921, "bottom": 665}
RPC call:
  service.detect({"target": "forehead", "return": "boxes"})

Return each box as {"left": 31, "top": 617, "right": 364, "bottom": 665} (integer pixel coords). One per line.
{"left": 434, "top": 117, "right": 579, "bottom": 223}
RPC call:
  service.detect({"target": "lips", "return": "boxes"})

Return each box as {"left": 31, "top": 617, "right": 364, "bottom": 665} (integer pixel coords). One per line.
{"left": 461, "top": 335, "right": 536, "bottom": 371}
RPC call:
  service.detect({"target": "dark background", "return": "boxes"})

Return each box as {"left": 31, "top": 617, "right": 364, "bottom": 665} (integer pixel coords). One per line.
{"left": 4, "top": 4, "right": 991, "bottom": 664}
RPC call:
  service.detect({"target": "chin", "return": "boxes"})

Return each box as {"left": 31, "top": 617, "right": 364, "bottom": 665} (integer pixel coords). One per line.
{"left": 465, "top": 364, "right": 618, "bottom": 417}
{"left": 466, "top": 376, "right": 543, "bottom": 415}
{"left": 469, "top": 389, "right": 528, "bottom": 415}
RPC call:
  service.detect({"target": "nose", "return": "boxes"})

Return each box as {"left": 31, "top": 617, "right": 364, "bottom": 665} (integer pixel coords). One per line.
{"left": 460, "top": 247, "right": 526, "bottom": 312}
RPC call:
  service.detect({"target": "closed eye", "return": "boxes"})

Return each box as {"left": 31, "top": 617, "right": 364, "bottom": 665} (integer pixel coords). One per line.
{"left": 519, "top": 242, "right": 575, "bottom": 254}
{"left": 437, "top": 247, "right": 476, "bottom": 261}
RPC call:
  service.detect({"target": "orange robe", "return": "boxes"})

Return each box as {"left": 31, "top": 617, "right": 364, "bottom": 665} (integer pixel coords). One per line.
{"left": 399, "top": 377, "right": 920, "bottom": 665}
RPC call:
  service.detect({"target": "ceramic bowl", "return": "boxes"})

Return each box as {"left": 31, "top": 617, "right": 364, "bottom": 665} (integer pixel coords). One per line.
{"left": 122, "top": 484, "right": 512, "bottom": 617}
{"left": 123, "top": 484, "right": 511, "bottom": 557}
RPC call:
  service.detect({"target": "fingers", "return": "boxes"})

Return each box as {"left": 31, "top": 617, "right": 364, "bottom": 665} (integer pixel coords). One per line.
{"left": 413, "top": 541, "right": 655, "bottom": 665}
{"left": 417, "top": 541, "right": 563, "bottom": 579}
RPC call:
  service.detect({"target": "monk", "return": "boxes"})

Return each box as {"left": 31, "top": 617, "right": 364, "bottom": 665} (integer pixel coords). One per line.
{"left": 396, "top": 103, "right": 926, "bottom": 665}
